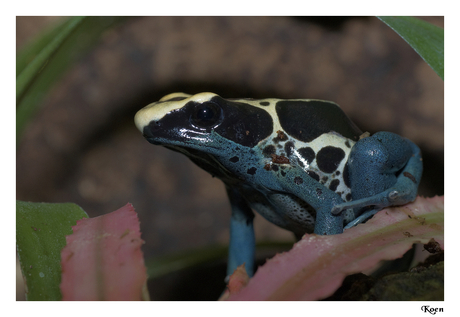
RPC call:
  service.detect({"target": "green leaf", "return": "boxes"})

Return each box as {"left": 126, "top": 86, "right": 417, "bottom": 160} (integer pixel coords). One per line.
{"left": 16, "top": 201, "right": 88, "bottom": 300}
{"left": 16, "top": 16, "right": 129, "bottom": 141}
{"left": 16, "top": 17, "right": 84, "bottom": 100}
{"left": 377, "top": 16, "right": 444, "bottom": 80}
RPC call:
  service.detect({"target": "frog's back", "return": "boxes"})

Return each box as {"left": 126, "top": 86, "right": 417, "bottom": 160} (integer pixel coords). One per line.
{"left": 228, "top": 98, "right": 361, "bottom": 200}
{"left": 227, "top": 97, "right": 362, "bottom": 141}
{"left": 222, "top": 97, "right": 364, "bottom": 233}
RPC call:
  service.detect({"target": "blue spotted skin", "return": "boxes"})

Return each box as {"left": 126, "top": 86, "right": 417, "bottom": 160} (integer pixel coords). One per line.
{"left": 134, "top": 92, "right": 423, "bottom": 278}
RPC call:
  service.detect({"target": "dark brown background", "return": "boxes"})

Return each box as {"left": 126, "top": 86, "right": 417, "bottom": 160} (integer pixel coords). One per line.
{"left": 16, "top": 16, "right": 444, "bottom": 299}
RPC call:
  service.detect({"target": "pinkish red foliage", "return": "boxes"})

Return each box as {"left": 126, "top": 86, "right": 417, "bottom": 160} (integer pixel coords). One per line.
{"left": 219, "top": 264, "right": 250, "bottom": 300}
{"left": 60, "top": 203, "right": 147, "bottom": 300}
{"left": 226, "top": 196, "right": 444, "bottom": 301}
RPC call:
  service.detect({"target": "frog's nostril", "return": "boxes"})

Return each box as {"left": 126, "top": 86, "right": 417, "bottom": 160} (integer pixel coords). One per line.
{"left": 143, "top": 120, "right": 162, "bottom": 142}
{"left": 144, "top": 120, "right": 160, "bottom": 135}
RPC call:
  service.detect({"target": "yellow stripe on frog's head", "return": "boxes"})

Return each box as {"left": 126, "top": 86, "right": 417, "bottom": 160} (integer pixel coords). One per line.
{"left": 134, "top": 92, "right": 218, "bottom": 132}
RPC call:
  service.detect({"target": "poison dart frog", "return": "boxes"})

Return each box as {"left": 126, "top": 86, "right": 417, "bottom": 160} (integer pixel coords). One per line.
{"left": 134, "top": 92, "right": 423, "bottom": 277}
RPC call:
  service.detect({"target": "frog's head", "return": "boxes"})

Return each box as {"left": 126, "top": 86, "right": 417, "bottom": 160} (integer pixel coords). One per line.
{"left": 134, "top": 92, "right": 274, "bottom": 153}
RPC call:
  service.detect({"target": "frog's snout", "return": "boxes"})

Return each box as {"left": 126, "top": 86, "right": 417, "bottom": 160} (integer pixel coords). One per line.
{"left": 142, "top": 120, "right": 163, "bottom": 145}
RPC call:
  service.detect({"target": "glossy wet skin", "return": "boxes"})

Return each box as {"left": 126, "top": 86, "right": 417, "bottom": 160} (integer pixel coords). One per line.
{"left": 135, "top": 92, "right": 423, "bottom": 277}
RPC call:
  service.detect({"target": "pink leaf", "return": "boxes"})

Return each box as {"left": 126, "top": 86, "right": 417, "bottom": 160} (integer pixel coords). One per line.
{"left": 226, "top": 196, "right": 444, "bottom": 301}
{"left": 60, "top": 203, "right": 147, "bottom": 300}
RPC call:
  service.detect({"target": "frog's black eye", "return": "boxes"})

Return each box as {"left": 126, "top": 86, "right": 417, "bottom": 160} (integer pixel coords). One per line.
{"left": 190, "top": 101, "right": 223, "bottom": 129}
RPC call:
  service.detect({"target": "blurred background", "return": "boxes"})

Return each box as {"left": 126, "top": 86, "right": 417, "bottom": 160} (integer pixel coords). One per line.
{"left": 16, "top": 16, "right": 444, "bottom": 300}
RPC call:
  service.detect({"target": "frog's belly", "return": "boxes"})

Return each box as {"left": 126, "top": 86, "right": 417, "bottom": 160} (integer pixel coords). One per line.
{"left": 242, "top": 189, "right": 316, "bottom": 235}
{"left": 265, "top": 192, "right": 316, "bottom": 234}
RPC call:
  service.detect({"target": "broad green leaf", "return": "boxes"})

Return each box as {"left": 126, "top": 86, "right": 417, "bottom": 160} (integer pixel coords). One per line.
{"left": 378, "top": 16, "right": 444, "bottom": 80}
{"left": 16, "top": 201, "right": 88, "bottom": 300}
{"left": 16, "top": 16, "right": 129, "bottom": 141}
{"left": 226, "top": 196, "right": 444, "bottom": 300}
{"left": 60, "top": 203, "right": 148, "bottom": 300}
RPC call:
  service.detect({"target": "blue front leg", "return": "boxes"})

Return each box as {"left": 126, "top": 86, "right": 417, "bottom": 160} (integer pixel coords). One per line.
{"left": 332, "top": 131, "right": 423, "bottom": 222}
{"left": 279, "top": 169, "right": 346, "bottom": 235}
{"left": 225, "top": 186, "right": 255, "bottom": 278}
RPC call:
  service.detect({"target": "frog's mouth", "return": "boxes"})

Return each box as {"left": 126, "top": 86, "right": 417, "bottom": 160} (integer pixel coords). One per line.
{"left": 142, "top": 118, "right": 217, "bottom": 149}
{"left": 141, "top": 120, "right": 177, "bottom": 146}
{"left": 144, "top": 136, "right": 162, "bottom": 146}
{"left": 163, "top": 144, "right": 236, "bottom": 183}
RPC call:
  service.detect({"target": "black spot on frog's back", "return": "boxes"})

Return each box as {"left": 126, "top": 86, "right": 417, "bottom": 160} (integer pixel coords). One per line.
{"left": 275, "top": 100, "right": 362, "bottom": 142}
{"left": 297, "top": 147, "right": 316, "bottom": 165}
{"left": 247, "top": 167, "right": 257, "bottom": 175}
{"left": 343, "top": 162, "right": 351, "bottom": 188}
{"left": 284, "top": 141, "right": 295, "bottom": 157}
{"left": 211, "top": 96, "right": 273, "bottom": 148}
{"left": 229, "top": 156, "right": 240, "bottom": 163}
{"left": 316, "top": 146, "right": 345, "bottom": 173}
{"left": 263, "top": 144, "right": 276, "bottom": 157}
{"left": 329, "top": 179, "right": 340, "bottom": 191}
{"left": 307, "top": 171, "right": 320, "bottom": 181}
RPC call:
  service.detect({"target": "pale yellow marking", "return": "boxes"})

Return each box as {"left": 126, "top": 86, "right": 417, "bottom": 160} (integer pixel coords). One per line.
{"left": 134, "top": 92, "right": 217, "bottom": 132}
{"left": 134, "top": 92, "right": 343, "bottom": 139}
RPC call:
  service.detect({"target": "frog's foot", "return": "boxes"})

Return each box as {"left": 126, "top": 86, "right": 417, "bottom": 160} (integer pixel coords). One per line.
{"left": 343, "top": 208, "right": 380, "bottom": 229}
{"left": 331, "top": 192, "right": 387, "bottom": 215}
{"left": 334, "top": 189, "right": 407, "bottom": 229}
{"left": 331, "top": 186, "right": 417, "bottom": 216}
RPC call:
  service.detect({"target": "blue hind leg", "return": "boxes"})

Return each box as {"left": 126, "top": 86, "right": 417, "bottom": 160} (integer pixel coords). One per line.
{"left": 332, "top": 131, "right": 423, "bottom": 222}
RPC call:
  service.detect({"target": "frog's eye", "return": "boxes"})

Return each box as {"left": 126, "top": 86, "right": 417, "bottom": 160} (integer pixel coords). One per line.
{"left": 190, "top": 101, "right": 223, "bottom": 129}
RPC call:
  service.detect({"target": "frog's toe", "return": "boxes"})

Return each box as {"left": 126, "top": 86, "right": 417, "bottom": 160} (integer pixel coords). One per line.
{"left": 343, "top": 208, "right": 380, "bottom": 229}
{"left": 331, "top": 203, "right": 347, "bottom": 215}
{"left": 331, "top": 199, "right": 369, "bottom": 215}
{"left": 385, "top": 187, "right": 417, "bottom": 206}
{"left": 333, "top": 187, "right": 417, "bottom": 218}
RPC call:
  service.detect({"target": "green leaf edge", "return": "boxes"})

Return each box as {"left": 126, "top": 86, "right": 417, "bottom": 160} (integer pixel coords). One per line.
{"left": 377, "top": 16, "right": 444, "bottom": 80}
{"left": 16, "top": 16, "right": 129, "bottom": 142}
{"left": 16, "top": 200, "right": 88, "bottom": 300}
{"left": 16, "top": 17, "right": 85, "bottom": 101}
